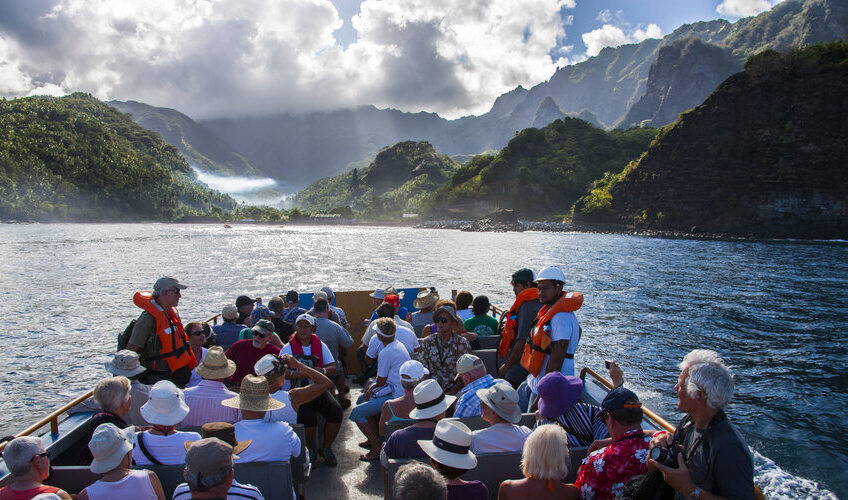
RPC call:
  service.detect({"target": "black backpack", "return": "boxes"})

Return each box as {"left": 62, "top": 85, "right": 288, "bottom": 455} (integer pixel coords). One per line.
{"left": 116, "top": 319, "right": 136, "bottom": 351}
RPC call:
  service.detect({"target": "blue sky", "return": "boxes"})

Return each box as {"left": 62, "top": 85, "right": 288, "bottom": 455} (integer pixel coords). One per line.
{"left": 0, "top": 0, "right": 780, "bottom": 119}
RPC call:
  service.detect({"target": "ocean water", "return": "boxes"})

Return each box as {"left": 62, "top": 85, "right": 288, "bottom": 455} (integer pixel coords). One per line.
{"left": 0, "top": 223, "right": 845, "bottom": 498}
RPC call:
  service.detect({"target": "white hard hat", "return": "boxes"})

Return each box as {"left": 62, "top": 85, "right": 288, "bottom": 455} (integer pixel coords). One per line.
{"left": 536, "top": 266, "right": 566, "bottom": 283}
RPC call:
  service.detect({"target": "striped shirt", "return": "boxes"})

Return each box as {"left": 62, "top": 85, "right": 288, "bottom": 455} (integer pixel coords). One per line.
{"left": 453, "top": 375, "right": 508, "bottom": 418}
{"left": 172, "top": 479, "right": 265, "bottom": 500}
{"left": 182, "top": 379, "right": 240, "bottom": 427}
{"left": 535, "top": 401, "right": 609, "bottom": 447}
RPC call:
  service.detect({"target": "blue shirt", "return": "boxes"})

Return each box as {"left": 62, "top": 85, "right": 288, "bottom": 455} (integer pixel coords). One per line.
{"left": 212, "top": 322, "right": 246, "bottom": 350}
{"left": 371, "top": 306, "right": 409, "bottom": 321}
{"left": 283, "top": 307, "right": 307, "bottom": 324}
{"left": 454, "top": 374, "right": 508, "bottom": 418}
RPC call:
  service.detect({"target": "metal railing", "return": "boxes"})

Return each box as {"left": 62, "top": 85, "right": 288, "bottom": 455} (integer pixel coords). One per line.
{"left": 0, "top": 389, "right": 94, "bottom": 453}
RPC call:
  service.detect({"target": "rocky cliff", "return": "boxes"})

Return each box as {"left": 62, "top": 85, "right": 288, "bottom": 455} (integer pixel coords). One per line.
{"left": 573, "top": 41, "right": 848, "bottom": 239}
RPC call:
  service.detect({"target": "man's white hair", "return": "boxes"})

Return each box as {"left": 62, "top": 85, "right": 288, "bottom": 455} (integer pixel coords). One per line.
{"left": 679, "top": 349, "right": 735, "bottom": 409}
{"left": 3, "top": 436, "right": 44, "bottom": 476}
{"left": 93, "top": 376, "right": 131, "bottom": 412}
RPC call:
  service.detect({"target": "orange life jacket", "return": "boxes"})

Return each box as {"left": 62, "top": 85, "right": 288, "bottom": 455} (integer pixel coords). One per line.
{"left": 520, "top": 292, "right": 583, "bottom": 377}
{"left": 497, "top": 288, "right": 540, "bottom": 357}
{"left": 133, "top": 291, "right": 197, "bottom": 373}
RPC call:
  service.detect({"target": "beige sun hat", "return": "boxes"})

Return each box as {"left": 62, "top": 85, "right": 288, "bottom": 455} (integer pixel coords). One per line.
{"left": 140, "top": 380, "right": 190, "bottom": 426}
{"left": 88, "top": 423, "right": 135, "bottom": 474}
{"left": 418, "top": 420, "right": 477, "bottom": 470}
{"left": 408, "top": 379, "right": 456, "bottom": 420}
{"left": 195, "top": 346, "right": 236, "bottom": 380}
{"left": 476, "top": 383, "right": 522, "bottom": 423}
{"left": 413, "top": 289, "right": 438, "bottom": 309}
{"left": 454, "top": 354, "right": 485, "bottom": 381}
{"left": 221, "top": 375, "right": 286, "bottom": 412}
{"left": 105, "top": 350, "right": 146, "bottom": 377}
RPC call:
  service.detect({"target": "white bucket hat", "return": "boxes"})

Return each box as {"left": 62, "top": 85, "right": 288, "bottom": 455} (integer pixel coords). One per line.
{"left": 477, "top": 383, "right": 522, "bottom": 423}
{"left": 418, "top": 420, "right": 477, "bottom": 470}
{"left": 408, "top": 379, "right": 455, "bottom": 420}
{"left": 105, "top": 350, "right": 146, "bottom": 377}
{"left": 140, "top": 380, "right": 190, "bottom": 426}
{"left": 369, "top": 288, "right": 387, "bottom": 300}
{"left": 88, "top": 423, "right": 134, "bottom": 473}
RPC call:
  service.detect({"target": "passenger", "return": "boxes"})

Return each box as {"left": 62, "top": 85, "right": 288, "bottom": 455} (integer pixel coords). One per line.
{"left": 368, "top": 287, "right": 411, "bottom": 324}
{"left": 127, "top": 276, "right": 197, "bottom": 387}
{"left": 248, "top": 300, "right": 274, "bottom": 329}
{"left": 416, "top": 305, "right": 472, "bottom": 393}
{"left": 255, "top": 353, "right": 334, "bottom": 425}
{"left": 177, "top": 438, "right": 246, "bottom": 500}
{"left": 572, "top": 387, "right": 652, "bottom": 500}
{"left": 410, "top": 288, "right": 438, "bottom": 336}
{"left": 497, "top": 268, "right": 543, "bottom": 388}
{"left": 521, "top": 266, "right": 581, "bottom": 411}
{"left": 535, "top": 371, "right": 609, "bottom": 447}
{"left": 212, "top": 304, "right": 245, "bottom": 351}
{"left": 453, "top": 354, "right": 508, "bottom": 418}
{"left": 364, "top": 302, "right": 420, "bottom": 358}
{"left": 309, "top": 290, "right": 346, "bottom": 326}
{"left": 78, "top": 423, "right": 165, "bottom": 500}
{"left": 394, "top": 462, "right": 446, "bottom": 500}
{"left": 454, "top": 290, "right": 474, "bottom": 321}
{"left": 311, "top": 297, "right": 354, "bottom": 407}
{"left": 470, "top": 383, "right": 531, "bottom": 454}
{"left": 497, "top": 425, "right": 577, "bottom": 500}
{"left": 319, "top": 286, "right": 350, "bottom": 329}
{"left": 237, "top": 318, "right": 284, "bottom": 348}
{"left": 79, "top": 376, "right": 132, "bottom": 464}
{"left": 172, "top": 423, "right": 263, "bottom": 500}
{"left": 420, "top": 299, "right": 477, "bottom": 346}
{"left": 223, "top": 375, "right": 301, "bottom": 463}
{"left": 225, "top": 320, "right": 281, "bottom": 387}
{"left": 267, "top": 296, "right": 294, "bottom": 340}
{"left": 0, "top": 436, "right": 72, "bottom": 499}
{"left": 280, "top": 314, "right": 342, "bottom": 467}
{"left": 235, "top": 295, "right": 256, "bottom": 326}
{"left": 282, "top": 290, "right": 307, "bottom": 324}
{"left": 419, "top": 420, "right": 487, "bottom": 500}
{"left": 133, "top": 381, "right": 200, "bottom": 466}
{"left": 378, "top": 360, "right": 429, "bottom": 439}
{"left": 647, "top": 350, "right": 755, "bottom": 500}
{"left": 181, "top": 347, "right": 240, "bottom": 427}
{"left": 351, "top": 318, "right": 410, "bottom": 461}
{"left": 185, "top": 321, "right": 209, "bottom": 388}
{"left": 105, "top": 350, "right": 150, "bottom": 426}
{"left": 464, "top": 295, "right": 498, "bottom": 337}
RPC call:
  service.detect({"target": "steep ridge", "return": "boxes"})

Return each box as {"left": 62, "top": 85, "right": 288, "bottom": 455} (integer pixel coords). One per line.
{"left": 109, "top": 100, "right": 256, "bottom": 176}
{"left": 0, "top": 93, "right": 236, "bottom": 221}
{"left": 573, "top": 41, "right": 848, "bottom": 239}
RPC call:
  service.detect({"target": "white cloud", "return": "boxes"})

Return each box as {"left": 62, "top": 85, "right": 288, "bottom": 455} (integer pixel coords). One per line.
{"left": 581, "top": 22, "right": 663, "bottom": 57}
{"left": 0, "top": 0, "right": 577, "bottom": 119}
{"left": 716, "top": 0, "right": 773, "bottom": 18}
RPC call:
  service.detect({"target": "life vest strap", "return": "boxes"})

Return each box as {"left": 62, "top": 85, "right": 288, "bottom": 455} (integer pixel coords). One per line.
{"left": 146, "top": 343, "right": 190, "bottom": 363}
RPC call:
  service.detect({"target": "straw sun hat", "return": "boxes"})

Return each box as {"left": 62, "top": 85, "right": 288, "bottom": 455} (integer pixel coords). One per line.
{"left": 221, "top": 375, "right": 286, "bottom": 412}
{"left": 195, "top": 346, "right": 236, "bottom": 380}
{"left": 413, "top": 289, "right": 438, "bottom": 309}
{"left": 183, "top": 422, "right": 251, "bottom": 457}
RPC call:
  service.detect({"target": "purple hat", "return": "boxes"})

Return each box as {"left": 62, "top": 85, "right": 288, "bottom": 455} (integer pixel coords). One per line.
{"left": 537, "top": 373, "right": 583, "bottom": 418}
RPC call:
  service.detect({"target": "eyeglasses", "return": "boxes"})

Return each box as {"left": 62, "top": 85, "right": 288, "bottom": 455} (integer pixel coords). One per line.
{"left": 32, "top": 452, "right": 49, "bottom": 462}
{"left": 435, "top": 318, "right": 450, "bottom": 324}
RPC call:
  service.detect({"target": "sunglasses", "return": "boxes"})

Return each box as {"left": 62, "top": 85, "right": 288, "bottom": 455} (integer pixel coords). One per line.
{"left": 169, "top": 288, "right": 182, "bottom": 296}
{"left": 32, "top": 451, "right": 49, "bottom": 462}
{"left": 254, "top": 331, "right": 269, "bottom": 338}
{"left": 435, "top": 317, "right": 451, "bottom": 324}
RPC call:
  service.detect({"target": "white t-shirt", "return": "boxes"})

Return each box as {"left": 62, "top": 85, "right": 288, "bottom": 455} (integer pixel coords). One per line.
{"left": 133, "top": 430, "right": 201, "bottom": 466}
{"left": 376, "top": 340, "right": 411, "bottom": 398}
{"left": 526, "top": 311, "right": 580, "bottom": 393}
{"left": 280, "top": 341, "right": 335, "bottom": 367}
{"left": 233, "top": 419, "right": 301, "bottom": 463}
{"left": 366, "top": 325, "right": 419, "bottom": 358}
{"left": 265, "top": 389, "right": 299, "bottom": 424}
{"left": 471, "top": 424, "right": 532, "bottom": 454}
{"left": 362, "top": 316, "right": 414, "bottom": 346}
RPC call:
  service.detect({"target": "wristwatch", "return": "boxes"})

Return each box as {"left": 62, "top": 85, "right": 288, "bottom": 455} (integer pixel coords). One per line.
{"left": 687, "top": 487, "right": 702, "bottom": 499}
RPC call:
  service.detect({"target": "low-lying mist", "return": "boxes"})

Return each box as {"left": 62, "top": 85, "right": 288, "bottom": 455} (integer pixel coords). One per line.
{"left": 193, "top": 168, "right": 294, "bottom": 208}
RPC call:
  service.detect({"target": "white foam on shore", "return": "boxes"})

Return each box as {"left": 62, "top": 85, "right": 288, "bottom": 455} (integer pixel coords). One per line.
{"left": 753, "top": 450, "right": 838, "bottom": 499}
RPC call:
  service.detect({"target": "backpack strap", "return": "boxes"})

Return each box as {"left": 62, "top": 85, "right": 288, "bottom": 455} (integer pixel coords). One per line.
{"left": 136, "top": 432, "right": 162, "bottom": 465}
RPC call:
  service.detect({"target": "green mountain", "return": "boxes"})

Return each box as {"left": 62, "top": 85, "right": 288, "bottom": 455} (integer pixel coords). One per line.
{"left": 573, "top": 40, "right": 848, "bottom": 238}
{"left": 0, "top": 93, "right": 237, "bottom": 221}
{"left": 432, "top": 119, "right": 658, "bottom": 218}
{"left": 294, "top": 141, "right": 458, "bottom": 216}
{"left": 109, "top": 100, "right": 256, "bottom": 176}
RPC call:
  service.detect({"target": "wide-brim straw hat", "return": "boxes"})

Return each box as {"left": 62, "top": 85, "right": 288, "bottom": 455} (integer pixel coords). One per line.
{"left": 184, "top": 422, "right": 251, "bottom": 457}
{"left": 408, "top": 379, "right": 456, "bottom": 420}
{"left": 140, "top": 380, "right": 190, "bottom": 426}
{"left": 477, "top": 383, "right": 522, "bottom": 423}
{"left": 105, "top": 350, "right": 146, "bottom": 377}
{"left": 413, "top": 289, "right": 438, "bottom": 309}
{"left": 89, "top": 423, "right": 135, "bottom": 474}
{"left": 418, "top": 420, "right": 477, "bottom": 470}
{"left": 221, "top": 375, "right": 286, "bottom": 412}
{"left": 195, "top": 346, "right": 237, "bottom": 379}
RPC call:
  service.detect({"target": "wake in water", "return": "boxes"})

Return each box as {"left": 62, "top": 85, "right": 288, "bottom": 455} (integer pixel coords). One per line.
{"left": 192, "top": 167, "right": 294, "bottom": 208}
{"left": 754, "top": 450, "right": 838, "bottom": 499}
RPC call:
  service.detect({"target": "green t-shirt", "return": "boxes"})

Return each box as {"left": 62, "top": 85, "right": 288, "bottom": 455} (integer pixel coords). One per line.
{"left": 464, "top": 314, "right": 499, "bottom": 336}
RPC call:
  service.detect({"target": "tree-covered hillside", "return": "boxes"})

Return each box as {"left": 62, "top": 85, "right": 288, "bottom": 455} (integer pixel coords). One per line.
{"left": 295, "top": 141, "right": 457, "bottom": 216}
{"left": 431, "top": 118, "right": 658, "bottom": 217}
{"left": 0, "top": 93, "right": 237, "bottom": 221}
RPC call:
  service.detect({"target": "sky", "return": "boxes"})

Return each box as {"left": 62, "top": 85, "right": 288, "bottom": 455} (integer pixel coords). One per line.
{"left": 0, "top": 0, "right": 782, "bottom": 120}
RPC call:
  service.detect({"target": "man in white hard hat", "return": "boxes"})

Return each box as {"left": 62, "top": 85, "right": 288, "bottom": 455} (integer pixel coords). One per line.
{"left": 518, "top": 266, "right": 583, "bottom": 411}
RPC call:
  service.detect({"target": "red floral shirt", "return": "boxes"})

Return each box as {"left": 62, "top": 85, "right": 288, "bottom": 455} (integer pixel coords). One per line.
{"left": 575, "top": 428, "right": 665, "bottom": 500}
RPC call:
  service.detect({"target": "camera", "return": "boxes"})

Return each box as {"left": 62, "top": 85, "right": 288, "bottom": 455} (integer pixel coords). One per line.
{"left": 649, "top": 444, "right": 679, "bottom": 468}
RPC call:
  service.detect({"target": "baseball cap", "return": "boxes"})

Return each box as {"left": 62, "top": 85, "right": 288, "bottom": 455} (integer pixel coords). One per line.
{"left": 511, "top": 268, "right": 536, "bottom": 283}
{"left": 235, "top": 295, "right": 255, "bottom": 308}
{"left": 601, "top": 387, "right": 642, "bottom": 413}
{"left": 285, "top": 290, "right": 300, "bottom": 303}
{"left": 185, "top": 438, "right": 234, "bottom": 477}
{"left": 153, "top": 276, "right": 187, "bottom": 292}
{"left": 454, "top": 354, "right": 484, "bottom": 380}
{"left": 252, "top": 319, "right": 275, "bottom": 337}
{"left": 399, "top": 360, "right": 429, "bottom": 382}
{"left": 295, "top": 314, "right": 315, "bottom": 326}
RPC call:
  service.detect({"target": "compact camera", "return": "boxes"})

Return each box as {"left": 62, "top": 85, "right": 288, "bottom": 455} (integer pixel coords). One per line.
{"left": 649, "top": 444, "right": 680, "bottom": 468}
